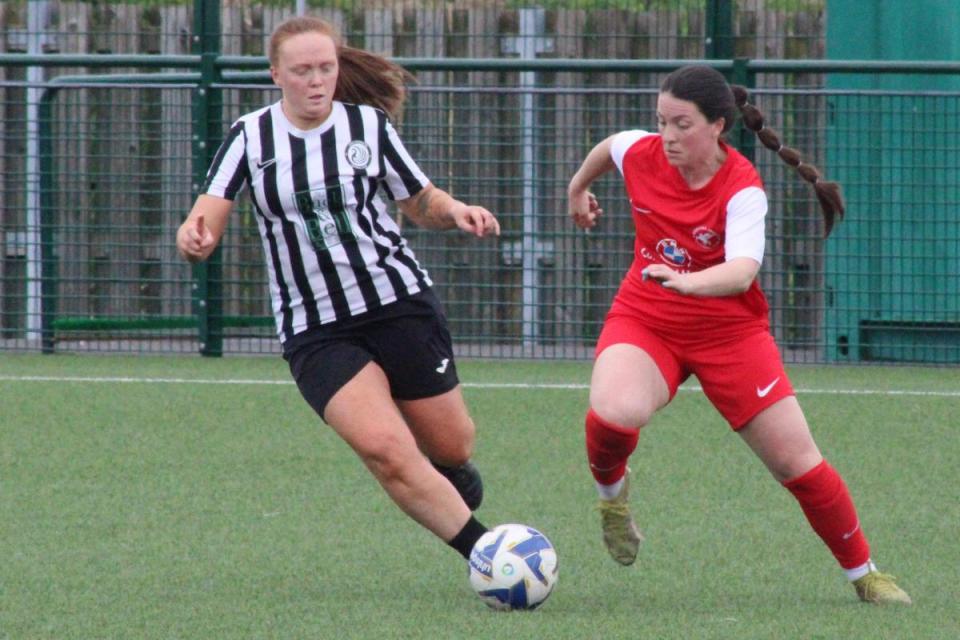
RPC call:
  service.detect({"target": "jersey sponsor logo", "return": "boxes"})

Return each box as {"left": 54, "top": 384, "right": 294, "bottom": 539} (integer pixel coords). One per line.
{"left": 692, "top": 225, "right": 720, "bottom": 249}
{"left": 293, "top": 185, "right": 354, "bottom": 250}
{"left": 755, "top": 376, "right": 780, "bottom": 398}
{"left": 656, "top": 238, "right": 690, "bottom": 267}
{"left": 344, "top": 140, "right": 372, "bottom": 169}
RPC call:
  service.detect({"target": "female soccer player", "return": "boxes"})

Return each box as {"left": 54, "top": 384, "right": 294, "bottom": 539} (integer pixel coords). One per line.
{"left": 177, "top": 16, "right": 493, "bottom": 562}
{"left": 566, "top": 64, "right": 910, "bottom": 604}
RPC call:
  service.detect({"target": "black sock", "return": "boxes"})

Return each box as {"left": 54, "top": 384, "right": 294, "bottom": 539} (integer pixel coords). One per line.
{"left": 448, "top": 515, "right": 488, "bottom": 560}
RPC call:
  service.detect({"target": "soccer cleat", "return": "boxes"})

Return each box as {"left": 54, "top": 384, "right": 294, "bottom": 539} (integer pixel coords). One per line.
{"left": 597, "top": 468, "right": 643, "bottom": 565}
{"left": 853, "top": 571, "right": 912, "bottom": 605}
{"left": 433, "top": 460, "right": 484, "bottom": 511}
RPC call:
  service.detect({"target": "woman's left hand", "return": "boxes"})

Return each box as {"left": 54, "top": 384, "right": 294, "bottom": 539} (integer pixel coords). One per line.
{"left": 641, "top": 264, "right": 691, "bottom": 294}
{"left": 452, "top": 205, "right": 501, "bottom": 238}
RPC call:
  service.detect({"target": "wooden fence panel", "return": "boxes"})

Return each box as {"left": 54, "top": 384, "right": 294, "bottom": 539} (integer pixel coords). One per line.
{"left": 159, "top": 3, "right": 192, "bottom": 319}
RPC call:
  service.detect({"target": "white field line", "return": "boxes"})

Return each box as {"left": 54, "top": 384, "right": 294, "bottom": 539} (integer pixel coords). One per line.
{"left": 0, "top": 374, "right": 958, "bottom": 397}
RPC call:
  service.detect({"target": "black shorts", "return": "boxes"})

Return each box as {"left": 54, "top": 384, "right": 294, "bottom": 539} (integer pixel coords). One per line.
{"left": 282, "top": 289, "right": 459, "bottom": 421}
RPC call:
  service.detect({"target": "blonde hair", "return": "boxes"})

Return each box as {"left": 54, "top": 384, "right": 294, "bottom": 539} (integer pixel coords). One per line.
{"left": 268, "top": 16, "right": 413, "bottom": 122}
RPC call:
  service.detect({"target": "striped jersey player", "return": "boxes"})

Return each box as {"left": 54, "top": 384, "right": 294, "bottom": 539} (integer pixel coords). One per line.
{"left": 177, "top": 16, "right": 497, "bottom": 574}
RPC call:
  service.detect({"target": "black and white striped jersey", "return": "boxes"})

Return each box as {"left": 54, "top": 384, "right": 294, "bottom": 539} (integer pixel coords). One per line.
{"left": 203, "top": 100, "right": 433, "bottom": 343}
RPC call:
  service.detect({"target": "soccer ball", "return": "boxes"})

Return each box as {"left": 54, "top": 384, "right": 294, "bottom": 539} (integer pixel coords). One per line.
{"left": 468, "top": 523, "right": 559, "bottom": 611}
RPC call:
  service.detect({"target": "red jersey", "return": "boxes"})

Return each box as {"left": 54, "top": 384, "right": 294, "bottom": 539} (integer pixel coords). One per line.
{"left": 609, "top": 132, "right": 770, "bottom": 337}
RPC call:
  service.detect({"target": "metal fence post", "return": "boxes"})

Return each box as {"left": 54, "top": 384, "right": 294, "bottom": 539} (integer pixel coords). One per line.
{"left": 38, "top": 88, "right": 57, "bottom": 353}
{"left": 705, "top": 0, "right": 734, "bottom": 60}
{"left": 501, "top": 8, "right": 554, "bottom": 353}
{"left": 730, "top": 57, "right": 756, "bottom": 162}
{"left": 25, "top": 1, "right": 51, "bottom": 348}
{"left": 192, "top": 0, "right": 223, "bottom": 356}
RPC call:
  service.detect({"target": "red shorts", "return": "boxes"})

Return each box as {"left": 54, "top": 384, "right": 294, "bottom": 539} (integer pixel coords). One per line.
{"left": 596, "top": 311, "right": 794, "bottom": 430}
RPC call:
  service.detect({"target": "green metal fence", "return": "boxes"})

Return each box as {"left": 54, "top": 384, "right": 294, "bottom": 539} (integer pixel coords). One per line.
{"left": 1, "top": 0, "right": 958, "bottom": 364}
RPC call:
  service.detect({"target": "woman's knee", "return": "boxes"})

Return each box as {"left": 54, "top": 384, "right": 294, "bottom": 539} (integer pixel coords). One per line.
{"left": 589, "top": 391, "right": 656, "bottom": 429}
{"left": 355, "top": 436, "right": 417, "bottom": 484}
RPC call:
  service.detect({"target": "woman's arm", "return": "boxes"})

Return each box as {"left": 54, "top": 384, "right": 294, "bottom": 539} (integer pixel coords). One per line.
{"left": 396, "top": 183, "right": 500, "bottom": 237}
{"left": 176, "top": 194, "right": 234, "bottom": 263}
{"left": 567, "top": 135, "right": 617, "bottom": 230}
{"left": 641, "top": 257, "right": 761, "bottom": 297}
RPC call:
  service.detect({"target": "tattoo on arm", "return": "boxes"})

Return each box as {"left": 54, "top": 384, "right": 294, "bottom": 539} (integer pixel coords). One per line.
{"left": 407, "top": 188, "right": 455, "bottom": 230}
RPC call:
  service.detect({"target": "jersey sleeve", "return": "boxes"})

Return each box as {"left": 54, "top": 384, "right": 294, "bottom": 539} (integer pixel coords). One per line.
{"left": 724, "top": 186, "right": 767, "bottom": 264}
{"left": 380, "top": 119, "right": 430, "bottom": 201}
{"left": 610, "top": 130, "right": 653, "bottom": 174}
{"left": 202, "top": 121, "right": 249, "bottom": 201}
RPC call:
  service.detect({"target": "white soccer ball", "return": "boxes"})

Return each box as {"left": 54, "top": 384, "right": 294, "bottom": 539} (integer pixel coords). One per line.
{"left": 468, "top": 523, "right": 559, "bottom": 611}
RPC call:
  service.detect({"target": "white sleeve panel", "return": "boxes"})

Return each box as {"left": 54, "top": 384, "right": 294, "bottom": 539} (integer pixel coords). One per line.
{"left": 724, "top": 186, "right": 768, "bottom": 264}
{"left": 610, "top": 130, "right": 653, "bottom": 174}
{"left": 203, "top": 123, "right": 248, "bottom": 200}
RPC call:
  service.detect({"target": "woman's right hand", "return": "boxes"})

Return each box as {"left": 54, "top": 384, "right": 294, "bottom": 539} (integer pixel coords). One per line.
{"left": 568, "top": 190, "right": 602, "bottom": 230}
{"left": 176, "top": 195, "right": 232, "bottom": 263}
{"left": 176, "top": 213, "right": 216, "bottom": 263}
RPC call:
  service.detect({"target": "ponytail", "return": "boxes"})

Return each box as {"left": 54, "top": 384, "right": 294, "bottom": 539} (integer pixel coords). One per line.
{"left": 731, "top": 85, "right": 844, "bottom": 237}
{"left": 336, "top": 45, "right": 413, "bottom": 123}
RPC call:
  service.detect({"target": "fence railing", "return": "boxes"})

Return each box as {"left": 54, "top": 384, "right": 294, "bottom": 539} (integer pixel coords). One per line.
{"left": 2, "top": 54, "right": 959, "bottom": 363}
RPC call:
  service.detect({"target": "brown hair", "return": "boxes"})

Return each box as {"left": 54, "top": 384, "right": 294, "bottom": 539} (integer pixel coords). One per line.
{"left": 731, "top": 85, "right": 845, "bottom": 237}
{"left": 268, "top": 16, "right": 413, "bottom": 122}
{"left": 660, "top": 65, "right": 844, "bottom": 237}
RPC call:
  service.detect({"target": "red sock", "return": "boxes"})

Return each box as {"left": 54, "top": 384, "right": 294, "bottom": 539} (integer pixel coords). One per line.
{"left": 585, "top": 409, "right": 639, "bottom": 485}
{"left": 782, "top": 459, "right": 870, "bottom": 569}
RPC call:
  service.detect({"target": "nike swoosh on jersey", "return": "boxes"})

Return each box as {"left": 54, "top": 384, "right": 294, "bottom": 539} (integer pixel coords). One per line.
{"left": 756, "top": 377, "right": 781, "bottom": 397}
{"left": 632, "top": 205, "right": 652, "bottom": 214}
{"left": 256, "top": 158, "right": 277, "bottom": 170}
{"left": 842, "top": 521, "right": 860, "bottom": 540}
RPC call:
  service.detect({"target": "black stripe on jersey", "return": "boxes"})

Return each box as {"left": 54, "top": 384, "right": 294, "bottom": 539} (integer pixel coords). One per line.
{"left": 289, "top": 134, "right": 351, "bottom": 321}
{"left": 379, "top": 110, "right": 424, "bottom": 196}
{"left": 259, "top": 110, "right": 321, "bottom": 336}
{"left": 254, "top": 110, "right": 293, "bottom": 337}
{"left": 367, "top": 197, "right": 428, "bottom": 292}
{"left": 370, "top": 111, "right": 428, "bottom": 291}
{"left": 342, "top": 104, "right": 404, "bottom": 306}
{"left": 202, "top": 122, "right": 247, "bottom": 198}
{"left": 361, "top": 178, "right": 411, "bottom": 298}
{"left": 318, "top": 125, "right": 380, "bottom": 311}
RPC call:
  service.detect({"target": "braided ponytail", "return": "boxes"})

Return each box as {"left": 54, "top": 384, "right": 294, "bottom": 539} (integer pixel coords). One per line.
{"left": 731, "top": 85, "right": 844, "bottom": 237}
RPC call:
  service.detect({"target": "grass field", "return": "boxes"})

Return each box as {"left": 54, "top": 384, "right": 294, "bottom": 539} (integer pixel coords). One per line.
{"left": 1, "top": 353, "right": 958, "bottom": 639}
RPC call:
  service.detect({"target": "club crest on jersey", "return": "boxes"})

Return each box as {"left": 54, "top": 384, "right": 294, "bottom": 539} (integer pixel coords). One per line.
{"left": 692, "top": 226, "right": 720, "bottom": 249}
{"left": 344, "top": 140, "right": 372, "bottom": 169}
{"left": 656, "top": 238, "right": 691, "bottom": 267}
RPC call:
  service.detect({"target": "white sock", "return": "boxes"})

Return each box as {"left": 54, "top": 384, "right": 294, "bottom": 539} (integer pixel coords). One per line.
{"left": 845, "top": 559, "right": 877, "bottom": 581}
{"left": 596, "top": 477, "right": 625, "bottom": 500}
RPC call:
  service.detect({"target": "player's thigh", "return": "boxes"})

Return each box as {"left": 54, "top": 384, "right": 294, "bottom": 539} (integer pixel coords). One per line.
{"left": 397, "top": 386, "right": 475, "bottom": 463}
{"left": 738, "top": 396, "right": 822, "bottom": 482}
{"left": 591, "top": 314, "right": 679, "bottom": 427}
{"left": 323, "top": 362, "right": 423, "bottom": 465}
{"left": 590, "top": 344, "right": 673, "bottom": 428}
